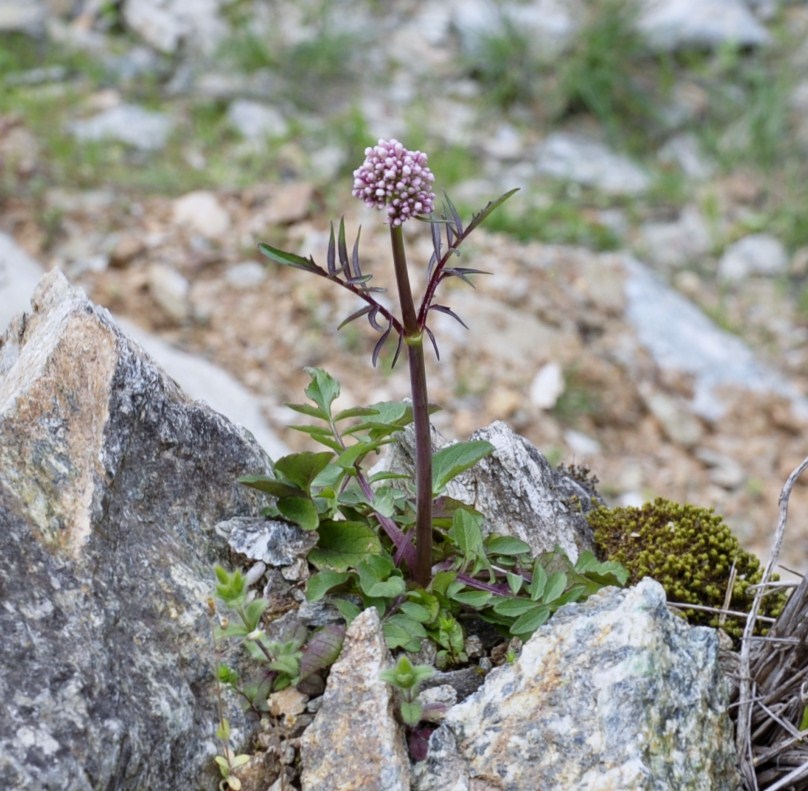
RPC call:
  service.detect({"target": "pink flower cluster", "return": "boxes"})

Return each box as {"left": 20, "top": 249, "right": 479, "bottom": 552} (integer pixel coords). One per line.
{"left": 352, "top": 138, "right": 436, "bottom": 227}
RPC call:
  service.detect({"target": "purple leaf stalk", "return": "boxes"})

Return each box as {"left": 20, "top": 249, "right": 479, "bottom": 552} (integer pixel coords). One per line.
{"left": 258, "top": 137, "right": 517, "bottom": 587}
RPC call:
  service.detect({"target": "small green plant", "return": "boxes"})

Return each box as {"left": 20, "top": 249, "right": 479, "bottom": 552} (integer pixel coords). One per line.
{"left": 380, "top": 655, "right": 435, "bottom": 726}
{"left": 213, "top": 716, "right": 251, "bottom": 791}
{"left": 589, "top": 498, "right": 786, "bottom": 638}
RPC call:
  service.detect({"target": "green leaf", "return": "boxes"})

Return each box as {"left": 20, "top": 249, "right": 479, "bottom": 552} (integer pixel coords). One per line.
{"left": 383, "top": 614, "right": 427, "bottom": 651}
{"left": 285, "top": 401, "right": 328, "bottom": 420}
{"left": 333, "top": 406, "right": 380, "bottom": 421}
{"left": 399, "top": 700, "right": 424, "bottom": 726}
{"left": 289, "top": 424, "right": 344, "bottom": 453}
{"left": 510, "top": 604, "right": 551, "bottom": 637}
{"left": 466, "top": 188, "right": 520, "bottom": 235}
{"left": 258, "top": 241, "right": 321, "bottom": 273}
{"left": 506, "top": 572, "right": 524, "bottom": 595}
{"left": 529, "top": 562, "right": 548, "bottom": 601}
{"left": 485, "top": 535, "right": 532, "bottom": 556}
{"left": 308, "top": 520, "right": 382, "bottom": 571}
{"left": 336, "top": 439, "right": 385, "bottom": 469}
{"left": 239, "top": 474, "right": 303, "bottom": 499}
{"left": 277, "top": 496, "right": 320, "bottom": 531}
{"left": 299, "top": 623, "right": 345, "bottom": 680}
{"left": 432, "top": 440, "right": 495, "bottom": 495}
{"left": 243, "top": 598, "right": 269, "bottom": 631}
{"left": 333, "top": 598, "right": 362, "bottom": 624}
{"left": 492, "top": 597, "right": 538, "bottom": 617}
{"left": 399, "top": 601, "right": 432, "bottom": 623}
{"left": 450, "top": 589, "right": 493, "bottom": 607}
{"left": 304, "top": 367, "right": 341, "bottom": 418}
{"left": 574, "top": 550, "right": 629, "bottom": 586}
{"left": 274, "top": 451, "right": 334, "bottom": 493}
{"left": 448, "top": 509, "right": 487, "bottom": 568}
{"left": 357, "top": 555, "right": 406, "bottom": 599}
{"left": 307, "top": 570, "right": 352, "bottom": 601}
{"left": 544, "top": 572, "right": 568, "bottom": 603}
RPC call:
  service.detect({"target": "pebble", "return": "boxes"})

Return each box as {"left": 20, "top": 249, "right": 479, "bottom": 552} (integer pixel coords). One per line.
{"left": 639, "top": 205, "right": 711, "bottom": 269}
{"left": 172, "top": 190, "right": 231, "bottom": 239}
{"left": 718, "top": 233, "right": 789, "bottom": 282}
{"left": 146, "top": 263, "right": 190, "bottom": 324}
{"left": 535, "top": 133, "right": 651, "bottom": 196}
{"left": 636, "top": 0, "right": 770, "bottom": 51}
{"left": 67, "top": 103, "right": 173, "bottom": 151}
{"left": 227, "top": 100, "right": 288, "bottom": 141}
{"left": 530, "top": 362, "right": 565, "bottom": 410}
{"left": 225, "top": 261, "right": 267, "bottom": 289}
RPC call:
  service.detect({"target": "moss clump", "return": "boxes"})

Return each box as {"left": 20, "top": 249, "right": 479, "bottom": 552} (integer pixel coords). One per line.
{"left": 588, "top": 498, "right": 785, "bottom": 638}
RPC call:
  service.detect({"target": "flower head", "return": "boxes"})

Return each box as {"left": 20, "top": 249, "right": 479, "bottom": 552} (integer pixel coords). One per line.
{"left": 352, "top": 138, "right": 436, "bottom": 227}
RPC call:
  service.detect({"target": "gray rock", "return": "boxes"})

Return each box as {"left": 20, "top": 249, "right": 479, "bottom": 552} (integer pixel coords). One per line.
{"left": 638, "top": 205, "right": 712, "bottom": 269}
{"left": 718, "top": 233, "right": 789, "bottom": 281}
{"left": 225, "top": 261, "right": 268, "bottom": 289}
{"left": 413, "top": 579, "right": 741, "bottom": 791}
{"left": 388, "top": 421, "right": 596, "bottom": 562}
{"left": 67, "top": 104, "right": 173, "bottom": 151}
{"left": 637, "top": 0, "right": 770, "bottom": 51}
{"left": 451, "top": 0, "right": 584, "bottom": 63}
{"left": 0, "top": 270, "right": 273, "bottom": 789}
{"left": 622, "top": 254, "right": 808, "bottom": 420}
{"left": 640, "top": 386, "right": 704, "bottom": 448}
{"left": 0, "top": 232, "right": 46, "bottom": 334}
{"left": 122, "top": 0, "right": 227, "bottom": 54}
{"left": 172, "top": 190, "right": 231, "bottom": 239}
{"left": 300, "top": 608, "right": 410, "bottom": 791}
{"left": 146, "top": 262, "right": 191, "bottom": 324}
{"left": 535, "top": 132, "right": 651, "bottom": 196}
{"left": 657, "top": 133, "right": 716, "bottom": 180}
{"left": 227, "top": 100, "right": 288, "bottom": 141}
{"left": 0, "top": 0, "right": 45, "bottom": 33}
{"left": 216, "top": 516, "right": 317, "bottom": 566}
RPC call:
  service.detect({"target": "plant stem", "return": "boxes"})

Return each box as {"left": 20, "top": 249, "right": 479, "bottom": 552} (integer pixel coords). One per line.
{"left": 390, "top": 225, "right": 433, "bottom": 587}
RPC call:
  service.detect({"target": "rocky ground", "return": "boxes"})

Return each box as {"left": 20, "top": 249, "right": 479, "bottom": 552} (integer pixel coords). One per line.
{"left": 3, "top": 0, "right": 808, "bottom": 571}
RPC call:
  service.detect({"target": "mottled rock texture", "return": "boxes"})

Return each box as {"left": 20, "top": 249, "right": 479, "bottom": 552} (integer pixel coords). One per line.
{"left": 390, "top": 420, "right": 595, "bottom": 561}
{"left": 300, "top": 608, "right": 410, "bottom": 791}
{"left": 413, "top": 578, "right": 742, "bottom": 791}
{"left": 0, "top": 270, "right": 271, "bottom": 789}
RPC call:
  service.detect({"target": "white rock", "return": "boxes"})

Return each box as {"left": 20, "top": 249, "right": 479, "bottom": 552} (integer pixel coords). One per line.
{"left": 529, "top": 361, "right": 565, "bottom": 410}
{"left": 564, "top": 429, "right": 602, "bottom": 457}
{"left": 0, "top": 0, "right": 45, "bottom": 32}
{"left": 172, "top": 190, "right": 230, "bottom": 239}
{"left": 414, "top": 579, "right": 741, "bottom": 790}
{"left": 639, "top": 205, "right": 712, "bottom": 269}
{"left": 0, "top": 232, "right": 48, "bottom": 334}
{"left": 622, "top": 254, "right": 808, "bottom": 420}
{"left": 146, "top": 264, "right": 190, "bottom": 324}
{"left": 67, "top": 104, "right": 173, "bottom": 151}
{"left": 636, "top": 0, "right": 770, "bottom": 51}
{"left": 225, "top": 261, "right": 267, "bottom": 289}
{"left": 451, "top": 0, "right": 584, "bottom": 63}
{"left": 719, "top": 233, "right": 789, "bottom": 281}
{"left": 122, "top": 0, "right": 227, "bottom": 54}
{"left": 658, "top": 133, "right": 715, "bottom": 180}
{"left": 227, "top": 100, "right": 288, "bottom": 141}
{"left": 535, "top": 133, "right": 651, "bottom": 196}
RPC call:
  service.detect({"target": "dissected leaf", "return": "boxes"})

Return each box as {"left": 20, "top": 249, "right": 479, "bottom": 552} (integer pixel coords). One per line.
{"left": 465, "top": 188, "right": 520, "bottom": 235}
{"left": 274, "top": 451, "right": 334, "bottom": 493}
{"left": 304, "top": 367, "right": 341, "bottom": 417}
{"left": 258, "top": 242, "right": 321, "bottom": 273}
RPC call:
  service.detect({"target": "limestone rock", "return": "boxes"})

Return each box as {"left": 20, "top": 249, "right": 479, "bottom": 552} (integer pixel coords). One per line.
{"left": 67, "top": 104, "right": 173, "bottom": 151}
{"left": 413, "top": 578, "right": 742, "bottom": 791}
{"left": 0, "top": 270, "right": 272, "bottom": 790}
{"left": 300, "top": 608, "right": 410, "bottom": 791}
{"left": 389, "top": 421, "right": 596, "bottom": 562}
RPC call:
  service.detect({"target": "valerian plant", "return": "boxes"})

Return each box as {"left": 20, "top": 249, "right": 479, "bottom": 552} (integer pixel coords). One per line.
{"left": 221, "top": 139, "right": 627, "bottom": 732}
